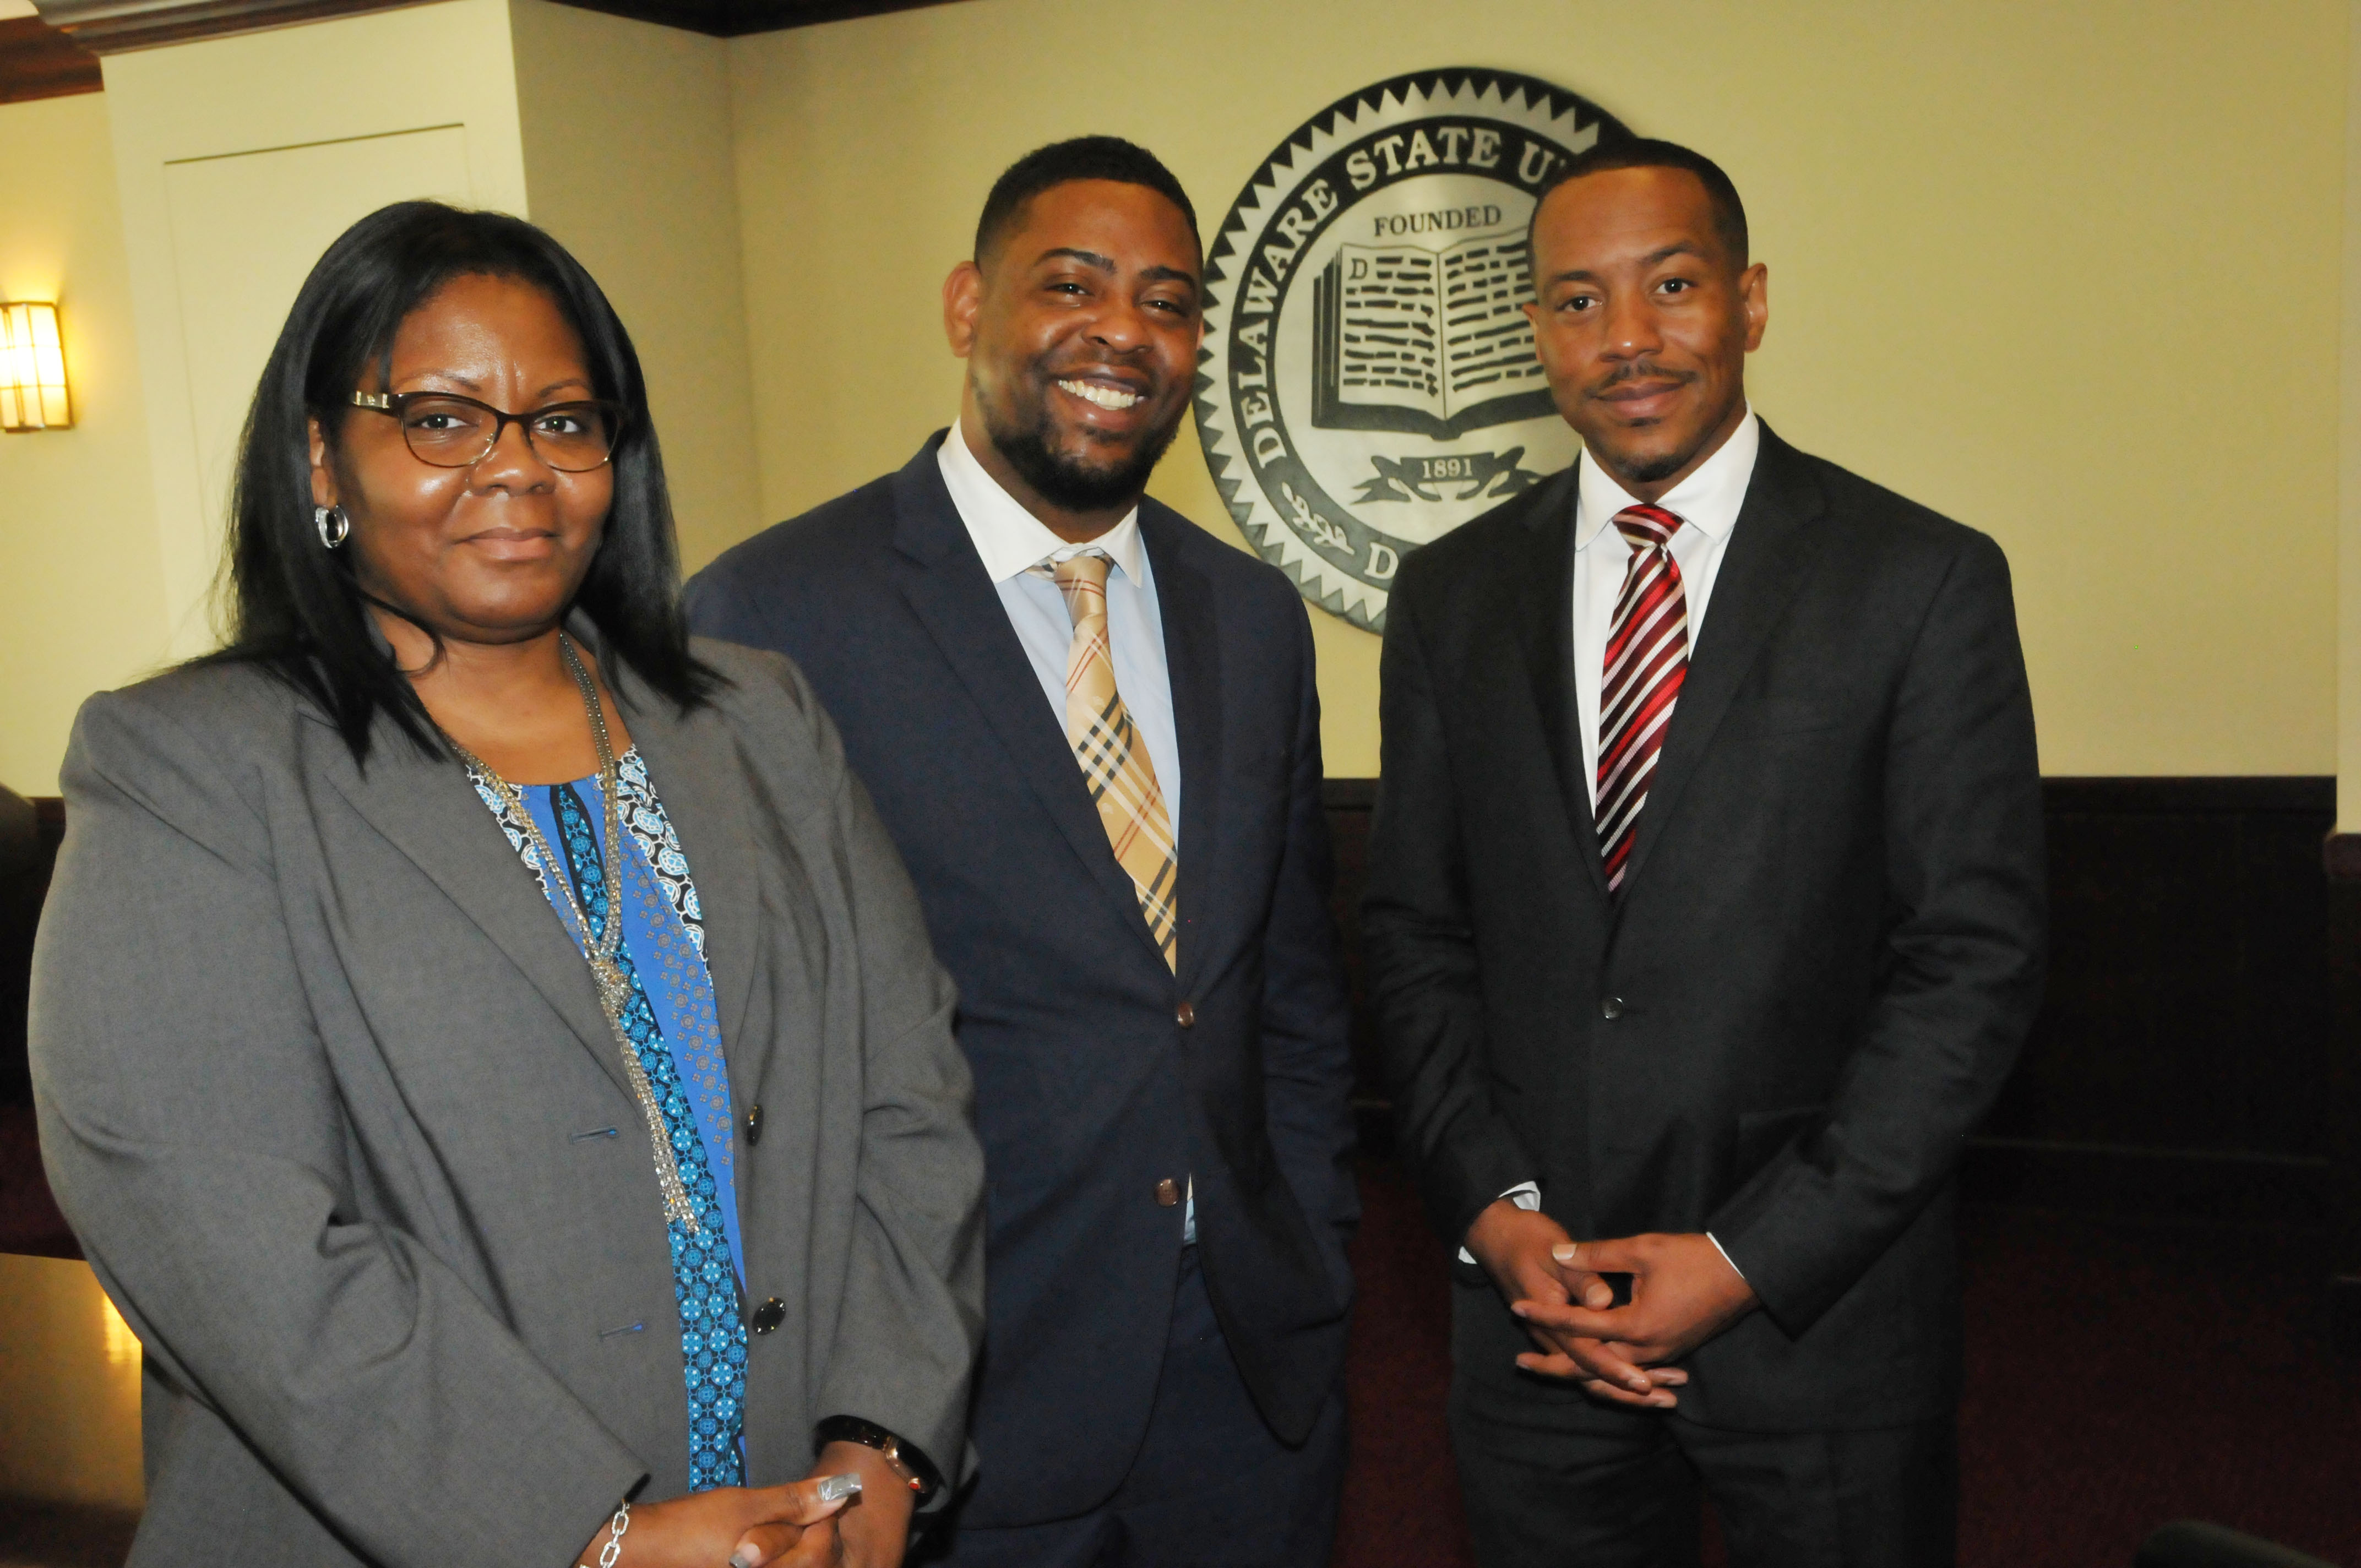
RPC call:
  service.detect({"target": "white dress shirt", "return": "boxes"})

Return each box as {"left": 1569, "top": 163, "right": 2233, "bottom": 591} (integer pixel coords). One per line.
{"left": 1572, "top": 407, "right": 1759, "bottom": 803}
{"left": 936, "top": 420, "right": 1193, "bottom": 1240}
{"left": 1461, "top": 410, "right": 1762, "bottom": 1278}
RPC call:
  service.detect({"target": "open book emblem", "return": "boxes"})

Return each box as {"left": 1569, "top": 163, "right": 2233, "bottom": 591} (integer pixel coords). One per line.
{"left": 1195, "top": 69, "right": 1629, "bottom": 633}
{"left": 1313, "top": 232, "right": 1555, "bottom": 440}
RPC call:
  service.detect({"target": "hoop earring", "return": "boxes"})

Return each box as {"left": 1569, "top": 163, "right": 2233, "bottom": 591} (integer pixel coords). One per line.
{"left": 314, "top": 504, "right": 351, "bottom": 549}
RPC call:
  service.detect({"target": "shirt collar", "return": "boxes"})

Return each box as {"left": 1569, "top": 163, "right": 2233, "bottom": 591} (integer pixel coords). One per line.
{"left": 937, "top": 418, "right": 1147, "bottom": 586}
{"left": 1574, "top": 404, "right": 1761, "bottom": 549}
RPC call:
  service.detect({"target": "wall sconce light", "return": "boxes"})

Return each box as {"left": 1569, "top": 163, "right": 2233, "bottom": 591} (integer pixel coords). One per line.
{"left": 0, "top": 302, "right": 73, "bottom": 432}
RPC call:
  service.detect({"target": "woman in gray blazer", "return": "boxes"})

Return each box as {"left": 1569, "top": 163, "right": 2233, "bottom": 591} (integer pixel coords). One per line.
{"left": 30, "top": 203, "right": 983, "bottom": 1568}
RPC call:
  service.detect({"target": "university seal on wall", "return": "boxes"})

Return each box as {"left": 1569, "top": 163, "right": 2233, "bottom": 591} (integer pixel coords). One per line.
{"left": 1195, "top": 68, "right": 1629, "bottom": 631}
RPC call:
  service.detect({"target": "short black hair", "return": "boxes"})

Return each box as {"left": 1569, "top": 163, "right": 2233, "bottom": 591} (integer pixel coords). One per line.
{"left": 973, "top": 136, "right": 1199, "bottom": 268}
{"left": 202, "top": 200, "right": 720, "bottom": 765}
{"left": 1527, "top": 137, "right": 1749, "bottom": 269}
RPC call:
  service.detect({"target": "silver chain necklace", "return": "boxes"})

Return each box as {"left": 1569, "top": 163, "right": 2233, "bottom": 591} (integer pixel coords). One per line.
{"left": 439, "top": 632, "right": 698, "bottom": 1232}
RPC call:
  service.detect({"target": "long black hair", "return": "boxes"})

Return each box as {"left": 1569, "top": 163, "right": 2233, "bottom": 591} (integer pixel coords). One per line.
{"left": 204, "top": 200, "right": 721, "bottom": 764}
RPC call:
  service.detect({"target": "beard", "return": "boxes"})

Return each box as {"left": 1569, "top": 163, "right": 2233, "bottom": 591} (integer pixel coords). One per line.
{"left": 982, "top": 383, "right": 1183, "bottom": 513}
{"left": 1620, "top": 448, "right": 1695, "bottom": 486}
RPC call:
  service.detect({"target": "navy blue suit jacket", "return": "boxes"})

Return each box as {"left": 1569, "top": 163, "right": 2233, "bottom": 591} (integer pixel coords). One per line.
{"left": 684, "top": 434, "right": 1356, "bottom": 1524}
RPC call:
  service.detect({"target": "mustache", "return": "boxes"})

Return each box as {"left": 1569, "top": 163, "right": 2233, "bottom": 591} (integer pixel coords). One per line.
{"left": 1586, "top": 361, "right": 1697, "bottom": 398}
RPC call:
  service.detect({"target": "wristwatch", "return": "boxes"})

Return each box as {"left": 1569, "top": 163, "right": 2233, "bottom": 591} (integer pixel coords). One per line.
{"left": 813, "top": 1415, "right": 942, "bottom": 1502}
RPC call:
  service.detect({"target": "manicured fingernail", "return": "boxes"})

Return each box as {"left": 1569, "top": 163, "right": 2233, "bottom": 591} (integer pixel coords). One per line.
{"left": 730, "top": 1551, "right": 757, "bottom": 1568}
{"left": 1585, "top": 1284, "right": 1612, "bottom": 1306}
{"left": 1626, "top": 1375, "right": 1650, "bottom": 1391}
{"left": 1551, "top": 1243, "right": 1579, "bottom": 1263}
{"left": 1510, "top": 1303, "right": 1529, "bottom": 1317}
{"left": 817, "top": 1472, "right": 862, "bottom": 1504}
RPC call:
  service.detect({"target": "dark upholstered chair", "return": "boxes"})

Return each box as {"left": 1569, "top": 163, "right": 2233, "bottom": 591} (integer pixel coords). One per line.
{"left": 1, "top": 782, "right": 47, "bottom": 1108}
{"left": 1, "top": 783, "right": 76, "bottom": 1256}
{"left": 2137, "top": 1521, "right": 2337, "bottom": 1568}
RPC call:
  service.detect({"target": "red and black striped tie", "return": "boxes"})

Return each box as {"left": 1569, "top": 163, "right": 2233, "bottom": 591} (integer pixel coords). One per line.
{"left": 1596, "top": 504, "right": 1689, "bottom": 896}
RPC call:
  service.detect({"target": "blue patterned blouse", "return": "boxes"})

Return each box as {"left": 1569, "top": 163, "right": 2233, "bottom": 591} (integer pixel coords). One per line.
{"left": 467, "top": 749, "right": 749, "bottom": 1490}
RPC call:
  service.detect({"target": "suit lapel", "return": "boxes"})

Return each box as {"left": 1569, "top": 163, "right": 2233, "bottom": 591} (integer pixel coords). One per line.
{"left": 884, "top": 439, "right": 1172, "bottom": 970}
{"left": 1141, "top": 505, "right": 1222, "bottom": 990}
{"left": 1618, "top": 424, "right": 1827, "bottom": 893}
{"left": 318, "top": 708, "right": 635, "bottom": 1099}
{"left": 1509, "top": 468, "right": 1611, "bottom": 900}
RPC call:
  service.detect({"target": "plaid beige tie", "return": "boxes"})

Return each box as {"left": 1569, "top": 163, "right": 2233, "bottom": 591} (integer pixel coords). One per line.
{"left": 1045, "top": 552, "right": 1180, "bottom": 970}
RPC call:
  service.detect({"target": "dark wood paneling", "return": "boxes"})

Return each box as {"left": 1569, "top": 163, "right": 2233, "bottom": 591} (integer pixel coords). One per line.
{"left": 9, "top": 781, "right": 2342, "bottom": 1261}
{"left": 2324, "top": 835, "right": 2361, "bottom": 1350}
{"left": 0, "top": 15, "right": 101, "bottom": 102}
{"left": 1987, "top": 778, "right": 2333, "bottom": 1166}
{"left": 1322, "top": 777, "right": 2339, "bottom": 1224}
{"left": 31, "top": 0, "right": 961, "bottom": 49}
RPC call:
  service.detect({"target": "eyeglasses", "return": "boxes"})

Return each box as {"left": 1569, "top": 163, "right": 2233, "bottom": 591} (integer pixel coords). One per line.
{"left": 349, "top": 389, "right": 625, "bottom": 472}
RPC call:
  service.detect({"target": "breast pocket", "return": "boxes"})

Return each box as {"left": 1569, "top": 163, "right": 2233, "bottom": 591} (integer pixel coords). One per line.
{"left": 1750, "top": 698, "right": 1846, "bottom": 735}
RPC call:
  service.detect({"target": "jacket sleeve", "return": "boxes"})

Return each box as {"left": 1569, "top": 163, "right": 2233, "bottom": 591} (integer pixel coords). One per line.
{"left": 1255, "top": 603, "right": 1361, "bottom": 1298}
{"left": 1361, "top": 582, "right": 1541, "bottom": 1250}
{"left": 1709, "top": 530, "right": 2048, "bottom": 1336}
{"left": 30, "top": 690, "right": 645, "bottom": 1568}
{"left": 782, "top": 660, "right": 987, "bottom": 1497}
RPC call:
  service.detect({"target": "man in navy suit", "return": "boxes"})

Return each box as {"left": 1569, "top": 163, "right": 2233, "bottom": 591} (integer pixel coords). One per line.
{"left": 686, "top": 138, "right": 1356, "bottom": 1567}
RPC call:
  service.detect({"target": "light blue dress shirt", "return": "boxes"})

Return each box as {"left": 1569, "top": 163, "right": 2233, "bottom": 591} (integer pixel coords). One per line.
{"left": 937, "top": 422, "right": 1192, "bottom": 1240}
{"left": 937, "top": 421, "right": 1182, "bottom": 845}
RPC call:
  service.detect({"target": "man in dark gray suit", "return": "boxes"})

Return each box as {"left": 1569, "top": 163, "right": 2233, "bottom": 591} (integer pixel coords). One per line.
{"left": 1364, "top": 139, "right": 2047, "bottom": 1565}
{"left": 687, "top": 138, "right": 1356, "bottom": 1567}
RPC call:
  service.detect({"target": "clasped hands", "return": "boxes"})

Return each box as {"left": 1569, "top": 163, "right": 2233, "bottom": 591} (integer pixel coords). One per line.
{"left": 1464, "top": 1200, "right": 1756, "bottom": 1409}
{"left": 578, "top": 1442, "right": 916, "bottom": 1568}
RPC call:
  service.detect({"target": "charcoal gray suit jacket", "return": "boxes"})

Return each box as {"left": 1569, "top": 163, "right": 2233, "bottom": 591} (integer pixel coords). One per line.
{"left": 31, "top": 633, "right": 984, "bottom": 1567}
{"left": 1364, "top": 423, "right": 2047, "bottom": 1429}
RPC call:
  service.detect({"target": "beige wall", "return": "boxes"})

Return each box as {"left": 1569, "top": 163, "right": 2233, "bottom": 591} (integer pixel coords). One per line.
{"left": 512, "top": 0, "right": 764, "bottom": 571}
{"left": 0, "top": 92, "right": 165, "bottom": 797}
{"left": 1, "top": 0, "right": 2350, "bottom": 788}
{"left": 2342, "top": 0, "right": 2361, "bottom": 831}
{"left": 0, "top": 0, "right": 771, "bottom": 792}
{"left": 726, "top": 0, "right": 2348, "bottom": 779}
{"left": 101, "top": 0, "right": 533, "bottom": 663}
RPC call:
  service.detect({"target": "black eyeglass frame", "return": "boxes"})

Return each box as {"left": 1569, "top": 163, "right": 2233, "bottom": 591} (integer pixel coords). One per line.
{"left": 348, "top": 389, "right": 628, "bottom": 472}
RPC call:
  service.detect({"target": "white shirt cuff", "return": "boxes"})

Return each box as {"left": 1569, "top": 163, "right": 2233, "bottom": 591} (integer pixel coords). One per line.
{"left": 1457, "top": 1182, "right": 1540, "bottom": 1264}
{"left": 1456, "top": 1189, "right": 1749, "bottom": 1288}
{"left": 1706, "top": 1231, "right": 1747, "bottom": 1284}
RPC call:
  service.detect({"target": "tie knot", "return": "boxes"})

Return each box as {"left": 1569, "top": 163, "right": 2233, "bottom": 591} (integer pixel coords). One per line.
{"left": 1612, "top": 504, "right": 1683, "bottom": 552}
{"left": 1043, "top": 551, "right": 1112, "bottom": 631}
{"left": 1049, "top": 551, "right": 1112, "bottom": 591}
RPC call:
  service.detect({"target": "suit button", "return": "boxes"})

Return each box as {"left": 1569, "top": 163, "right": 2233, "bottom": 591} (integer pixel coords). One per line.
{"left": 750, "top": 1297, "right": 785, "bottom": 1335}
{"left": 1155, "top": 1179, "right": 1181, "bottom": 1207}
{"left": 1175, "top": 1002, "right": 1196, "bottom": 1028}
{"left": 1601, "top": 997, "right": 1624, "bottom": 1020}
{"left": 744, "top": 1102, "right": 763, "bottom": 1145}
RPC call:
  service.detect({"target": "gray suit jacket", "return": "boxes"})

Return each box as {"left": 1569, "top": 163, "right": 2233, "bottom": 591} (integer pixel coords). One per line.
{"left": 29, "top": 634, "right": 985, "bottom": 1567}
